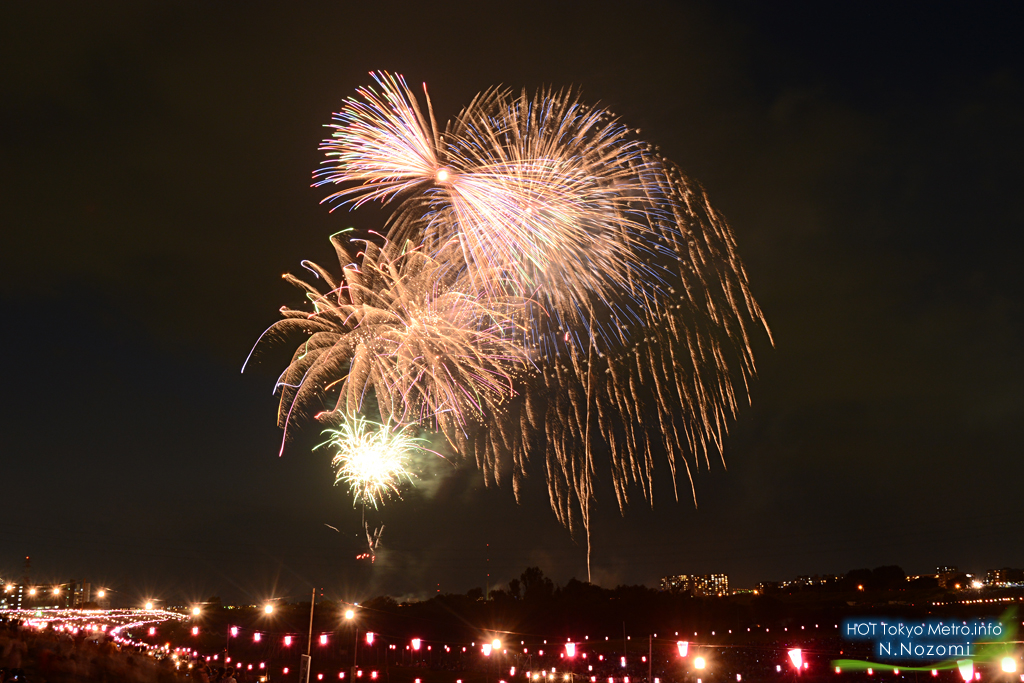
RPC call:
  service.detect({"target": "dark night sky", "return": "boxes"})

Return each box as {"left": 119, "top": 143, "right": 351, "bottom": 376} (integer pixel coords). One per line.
{"left": 2, "top": 1, "right": 1023, "bottom": 605}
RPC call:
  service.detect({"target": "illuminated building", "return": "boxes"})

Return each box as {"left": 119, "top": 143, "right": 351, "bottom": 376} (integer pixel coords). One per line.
{"left": 985, "top": 568, "right": 1024, "bottom": 587}
{"left": 0, "top": 583, "right": 25, "bottom": 610}
{"left": 938, "top": 570, "right": 970, "bottom": 590}
{"left": 660, "top": 573, "right": 729, "bottom": 596}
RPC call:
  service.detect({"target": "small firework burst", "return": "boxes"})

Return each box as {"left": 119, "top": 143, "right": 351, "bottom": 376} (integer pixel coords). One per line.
{"left": 318, "top": 415, "right": 425, "bottom": 509}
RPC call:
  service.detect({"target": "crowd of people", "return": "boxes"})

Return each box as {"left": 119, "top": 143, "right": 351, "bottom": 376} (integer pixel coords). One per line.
{"left": 0, "top": 616, "right": 255, "bottom": 683}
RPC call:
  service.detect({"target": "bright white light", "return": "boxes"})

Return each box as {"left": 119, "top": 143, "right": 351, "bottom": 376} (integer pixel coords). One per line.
{"left": 436, "top": 169, "right": 450, "bottom": 183}
{"left": 483, "top": 644, "right": 493, "bottom": 656}
{"left": 320, "top": 634, "right": 329, "bottom": 645}
{"left": 412, "top": 638, "right": 421, "bottom": 651}
{"left": 145, "top": 602, "right": 154, "bottom": 610}
{"left": 788, "top": 649, "right": 802, "bottom": 669}
{"left": 346, "top": 609, "right": 355, "bottom": 620}
{"left": 677, "top": 641, "right": 688, "bottom": 657}
{"left": 192, "top": 607, "right": 201, "bottom": 616}
{"left": 958, "top": 660, "right": 974, "bottom": 682}
{"left": 565, "top": 643, "right": 576, "bottom": 658}
{"left": 1003, "top": 658, "right": 1018, "bottom": 674}
{"left": 366, "top": 632, "right": 375, "bottom": 645}
{"left": 694, "top": 657, "right": 706, "bottom": 670}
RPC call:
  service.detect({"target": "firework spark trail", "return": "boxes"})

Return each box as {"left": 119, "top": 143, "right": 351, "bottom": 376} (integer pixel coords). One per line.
{"left": 253, "top": 72, "right": 771, "bottom": 579}
{"left": 316, "top": 72, "right": 440, "bottom": 208}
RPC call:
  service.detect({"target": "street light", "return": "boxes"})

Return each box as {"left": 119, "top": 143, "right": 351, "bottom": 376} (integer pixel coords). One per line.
{"left": 97, "top": 589, "right": 106, "bottom": 599}
{"left": 345, "top": 607, "right": 359, "bottom": 675}
{"left": 192, "top": 606, "right": 201, "bottom": 616}
{"left": 145, "top": 601, "right": 154, "bottom": 610}
{"left": 264, "top": 604, "right": 274, "bottom": 615}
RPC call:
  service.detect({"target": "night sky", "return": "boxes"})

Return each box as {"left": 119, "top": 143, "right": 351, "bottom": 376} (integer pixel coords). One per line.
{"left": 3, "top": 1, "right": 1023, "bottom": 606}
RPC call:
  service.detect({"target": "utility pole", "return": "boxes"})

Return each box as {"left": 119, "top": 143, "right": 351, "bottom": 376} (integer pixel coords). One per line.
{"left": 300, "top": 587, "right": 315, "bottom": 683}
{"left": 648, "top": 635, "right": 652, "bottom": 683}
{"left": 354, "top": 627, "right": 359, "bottom": 672}
{"left": 307, "top": 587, "right": 315, "bottom": 654}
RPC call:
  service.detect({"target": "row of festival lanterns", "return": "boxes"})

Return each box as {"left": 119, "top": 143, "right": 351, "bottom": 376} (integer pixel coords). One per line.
{"left": 8, "top": 608, "right": 1024, "bottom": 682}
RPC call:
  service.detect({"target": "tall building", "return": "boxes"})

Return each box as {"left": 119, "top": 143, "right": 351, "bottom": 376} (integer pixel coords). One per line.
{"left": 986, "top": 568, "right": 1024, "bottom": 586}
{"left": 0, "top": 582, "right": 24, "bottom": 610}
{"left": 660, "top": 573, "right": 729, "bottom": 596}
{"left": 697, "top": 574, "right": 729, "bottom": 596}
{"left": 660, "top": 574, "right": 694, "bottom": 592}
{"left": 0, "top": 560, "right": 93, "bottom": 609}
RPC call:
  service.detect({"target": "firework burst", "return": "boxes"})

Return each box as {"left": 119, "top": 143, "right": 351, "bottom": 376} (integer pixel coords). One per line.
{"left": 317, "top": 415, "right": 424, "bottom": 509}
{"left": 245, "top": 232, "right": 530, "bottom": 454}
{"left": 254, "top": 72, "right": 771, "bottom": 579}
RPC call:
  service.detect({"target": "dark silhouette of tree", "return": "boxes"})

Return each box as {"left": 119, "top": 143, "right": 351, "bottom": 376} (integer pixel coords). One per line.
{"left": 870, "top": 566, "right": 906, "bottom": 590}
{"left": 521, "top": 567, "right": 554, "bottom": 602}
